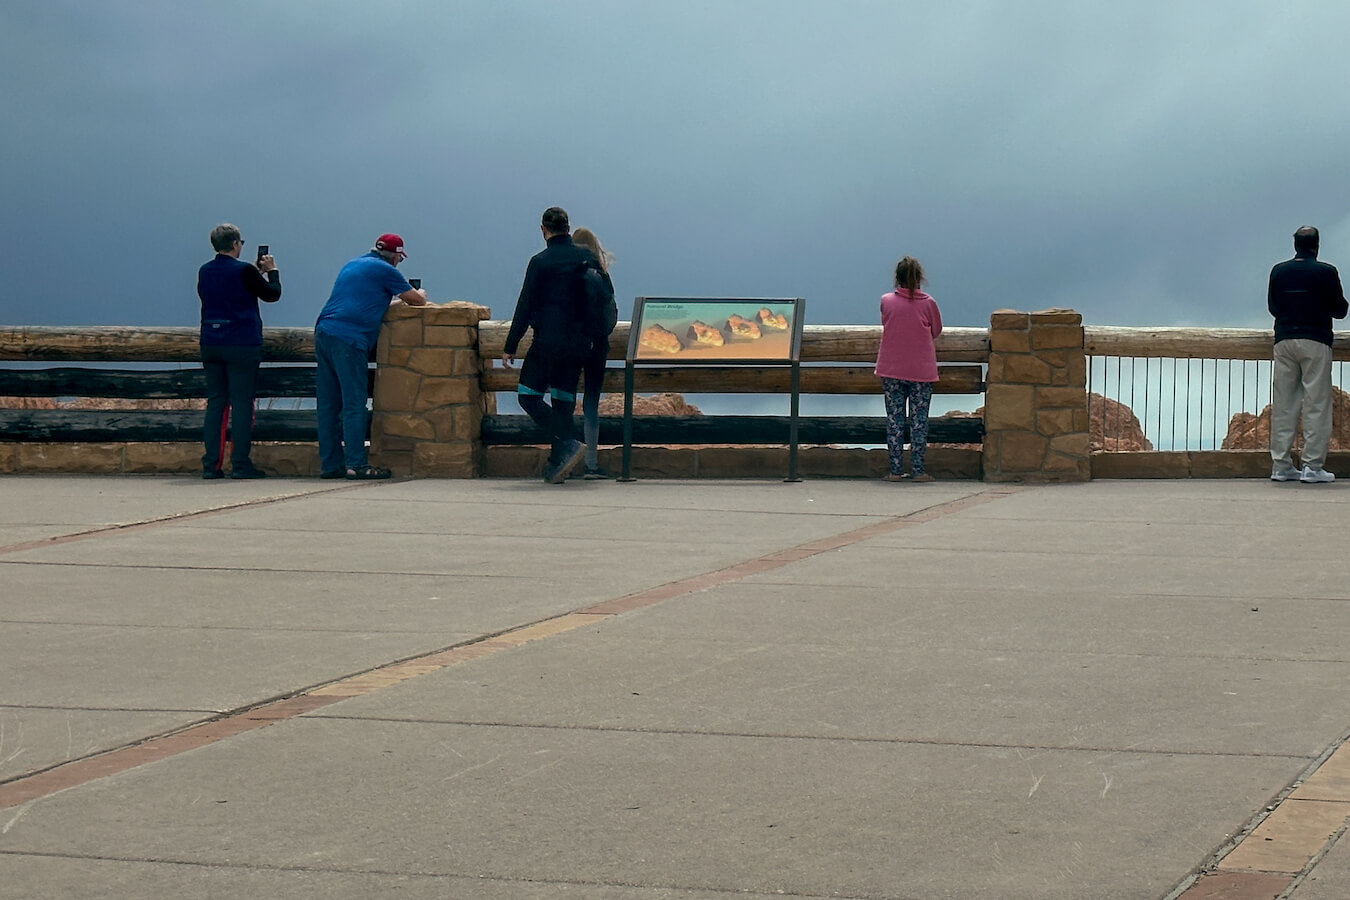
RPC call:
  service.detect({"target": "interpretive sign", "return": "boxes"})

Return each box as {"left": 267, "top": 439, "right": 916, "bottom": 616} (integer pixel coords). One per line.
{"left": 621, "top": 297, "right": 806, "bottom": 481}
{"left": 627, "top": 297, "right": 804, "bottom": 363}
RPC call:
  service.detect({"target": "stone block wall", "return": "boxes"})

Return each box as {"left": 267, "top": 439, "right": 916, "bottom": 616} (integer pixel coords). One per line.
{"left": 0, "top": 442, "right": 321, "bottom": 475}
{"left": 369, "top": 302, "right": 491, "bottom": 477}
{"left": 982, "top": 309, "right": 1090, "bottom": 482}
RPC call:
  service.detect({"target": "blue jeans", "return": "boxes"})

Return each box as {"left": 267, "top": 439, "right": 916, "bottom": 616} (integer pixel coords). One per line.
{"left": 315, "top": 329, "right": 371, "bottom": 473}
{"left": 581, "top": 345, "right": 608, "bottom": 469}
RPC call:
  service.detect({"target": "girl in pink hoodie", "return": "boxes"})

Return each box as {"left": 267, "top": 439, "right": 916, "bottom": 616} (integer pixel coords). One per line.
{"left": 875, "top": 256, "right": 943, "bottom": 482}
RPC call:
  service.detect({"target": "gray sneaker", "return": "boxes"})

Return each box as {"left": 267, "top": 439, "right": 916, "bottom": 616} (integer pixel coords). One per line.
{"left": 1300, "top": 466, "right": 1336, "bottom": 484}
{"left": 547, "top": 440, "right": 586, "bottom": 484}
{"left": 1271, "top": 467, "right": 1300, "bottom": 482}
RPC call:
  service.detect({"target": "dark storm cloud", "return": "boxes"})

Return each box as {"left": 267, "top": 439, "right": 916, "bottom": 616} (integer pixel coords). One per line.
{"left": 2, "top": 0, "right": 1349, "bottom": 331}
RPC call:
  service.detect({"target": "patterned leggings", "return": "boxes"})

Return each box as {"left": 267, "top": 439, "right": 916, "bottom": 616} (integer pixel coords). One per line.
{"left": 881, "top": 378, "right": 933, "bottom": 475}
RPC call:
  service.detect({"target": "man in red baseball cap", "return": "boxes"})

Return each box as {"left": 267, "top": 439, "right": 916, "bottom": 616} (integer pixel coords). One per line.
{"left": 374, "top": 233, "right": 408, "bottom": 261}
{"left": 313, "top": 233, "right": 427, "bottom": 479}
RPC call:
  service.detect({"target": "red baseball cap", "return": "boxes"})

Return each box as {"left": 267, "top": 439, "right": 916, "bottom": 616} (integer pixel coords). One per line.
{"left": 375, "top": 233, "right": 407, "bottom": 259}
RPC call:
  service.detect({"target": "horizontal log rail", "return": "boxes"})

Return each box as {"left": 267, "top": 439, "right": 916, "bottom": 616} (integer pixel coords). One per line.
{"left": 0, "top": 324, "right": 987, "bottom": 450}
{"left": 477, "top": 322, "right": 991, "bottom": 364}
{"left": 1085, "top": 326, "right": 1350, "bottom": 362}
{"left": 482, "top": 414, "right": 984, "bottom": 446}
{"left": 481, "top": 363, "right": 984, "bottom": 396}
{"left": 0, "top": 366, "right": 358, "bottom": 399}
{"left": 0, "top": 409, "right": 326, "bottom": 442}
{"left": 0, "top": 327, "right": 317, "bottom": 362}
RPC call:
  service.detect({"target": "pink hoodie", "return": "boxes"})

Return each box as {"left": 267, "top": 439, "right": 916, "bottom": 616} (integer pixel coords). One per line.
{"left": 875, "top": 288, "right": 943, "bottom": 382}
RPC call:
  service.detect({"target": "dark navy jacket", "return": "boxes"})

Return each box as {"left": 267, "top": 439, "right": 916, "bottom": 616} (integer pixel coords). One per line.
{"left": 1268, "top": 253, "right": 1347, "bottom": 347}
{"left": 198, "top": 254, "right": 282, "bottom": 346}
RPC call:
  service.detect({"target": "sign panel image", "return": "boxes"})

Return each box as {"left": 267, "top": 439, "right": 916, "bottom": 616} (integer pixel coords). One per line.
{"left": 628, "top": 298, "right": 802, "bottom": 363}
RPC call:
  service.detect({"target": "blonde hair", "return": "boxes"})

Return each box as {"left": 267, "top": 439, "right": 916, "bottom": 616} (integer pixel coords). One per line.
{"left": 572, "top": 227, "right": 613, "bottom": 272}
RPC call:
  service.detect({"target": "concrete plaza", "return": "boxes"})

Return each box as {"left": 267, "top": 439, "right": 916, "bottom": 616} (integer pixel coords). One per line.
{"left": 2, "top": 474, "right": 1350, "bottom": 899}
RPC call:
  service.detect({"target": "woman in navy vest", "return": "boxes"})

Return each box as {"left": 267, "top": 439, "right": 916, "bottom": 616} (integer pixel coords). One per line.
{"left": 197, "top": 223, "right": 281, "bottom": 479}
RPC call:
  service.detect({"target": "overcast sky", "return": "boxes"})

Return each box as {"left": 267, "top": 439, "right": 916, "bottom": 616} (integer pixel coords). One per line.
{"left": 3, "top": 0, "right": 1349, "bottom": 331}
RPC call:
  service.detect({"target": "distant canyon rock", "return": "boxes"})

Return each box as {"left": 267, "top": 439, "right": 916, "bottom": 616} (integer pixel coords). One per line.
{"left": 1089, "top": 392, "right": 1153, "bottom": 452}
{"left": 0, "top": 397, "right": 205, "bottom": 410}
{"left": 1223, "top": 386, "right": 1350, "bottom": 451}
{"left": 596, "top": 392, "right": 703, "bottom": 417}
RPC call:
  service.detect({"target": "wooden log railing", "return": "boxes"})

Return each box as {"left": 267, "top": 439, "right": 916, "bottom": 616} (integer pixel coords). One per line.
{"left": 0, "top": 322, "right": 990, "bottom": 447}
{"left": 0, "top": 326, "right": 316, "bottom": 362}
{"left": 0, "top": 367, "right": 324, "bottom": 399}
{"left": 478, "top": 322, "right": 991, "bottom": 364}
{"left": 0, "top": 326, "right": 329, "bottom": 443}
{"left": 480, "top": 365, "right": 984, "bottom": 396}
{"left": 1084, "top": 326, "right": 1350, "bottom": 361}
{"left": 0, "top": 409, "right": 318, "bottom": 442}
{"left": 477, "top": 321, "right": 990, "bottom": 447}
{"left": 481, "top": 414, "right": 986, "bottom": 447}
{"left": 1083, "top": 326, "right": 1350, "bottom": 457}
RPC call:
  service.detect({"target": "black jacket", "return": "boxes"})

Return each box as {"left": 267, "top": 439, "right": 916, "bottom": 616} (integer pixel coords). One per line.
{"left": 1268, "top": 253, "right": 1347, "bottom": 346}
{"left": 504, "top": 234, "right": 601, "bottom": 358}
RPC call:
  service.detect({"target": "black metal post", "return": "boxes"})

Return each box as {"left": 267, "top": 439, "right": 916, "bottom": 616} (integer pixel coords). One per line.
{"left": 785, "top": 360, "right": 802, "bottom": 482}
{"left": 619, "top": 361, "right": 636, "bottom": 482}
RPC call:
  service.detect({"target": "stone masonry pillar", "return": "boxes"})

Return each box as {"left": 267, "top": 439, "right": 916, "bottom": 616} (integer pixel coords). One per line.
{"left": 983, "top": 308, "right": 1090, "bottom": 482}
{"left": 369, "top": 302, "right": 491, "bottom": 477}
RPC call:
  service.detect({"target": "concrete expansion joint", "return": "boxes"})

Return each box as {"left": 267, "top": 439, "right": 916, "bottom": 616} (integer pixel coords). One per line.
{"left": 0, "top": 483, "right": 359, "bottom": 557}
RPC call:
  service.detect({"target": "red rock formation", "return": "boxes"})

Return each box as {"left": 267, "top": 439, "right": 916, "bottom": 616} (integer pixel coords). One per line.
{"left": 596, "top": 392, "right": 702, "bottom": 416}
{"left": 0, "top": 396, "right": 58, "bottom": 409}
{"left": 0, "top": 397, "right": 204, "bottom": 410}
{"left": 1223, "top": 386, "right": 1350, "bottom": 450}
{"left": 1088, "top": 392, "right": 1152, "bottom": 451}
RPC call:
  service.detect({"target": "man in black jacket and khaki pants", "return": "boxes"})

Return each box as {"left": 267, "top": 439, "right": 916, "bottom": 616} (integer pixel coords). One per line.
{"left": 1268, "top": 225, "right": 1348, "bottom": 483}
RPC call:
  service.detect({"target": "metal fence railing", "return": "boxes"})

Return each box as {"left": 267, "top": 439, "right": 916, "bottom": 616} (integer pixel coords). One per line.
{"left": 1086, "top": 327, "right": 1350, "bottom": 452}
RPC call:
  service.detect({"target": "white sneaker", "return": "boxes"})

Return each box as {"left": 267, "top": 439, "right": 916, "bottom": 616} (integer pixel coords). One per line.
{"left": 1271, "top": 467, "right": 1300, "bottom": 482}
{"left": 1300, "top": 466, "right": 1336, "bottom": 484}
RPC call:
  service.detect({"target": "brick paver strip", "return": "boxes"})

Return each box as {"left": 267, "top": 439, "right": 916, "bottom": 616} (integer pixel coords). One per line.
{"left": 582, "top": 488, "right": 1017, "bottom": 616}
{"left": 1173, "top": 871, "right": 1293, "bottom": 899}
{"left": 0, "top": 487, "right": 1010, "bottom": 811}
{"left": 1174, "top": 741, "right": 1350, "bottom": 897}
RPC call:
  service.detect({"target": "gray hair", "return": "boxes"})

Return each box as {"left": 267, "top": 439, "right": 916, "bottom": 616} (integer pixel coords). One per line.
{"left": 210, "top": 223, "right": 241, "bottom": 253}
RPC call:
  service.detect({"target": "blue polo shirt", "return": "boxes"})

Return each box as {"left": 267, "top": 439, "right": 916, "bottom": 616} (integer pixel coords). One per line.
{"left": 314, "top": 252, "right": 412, "bottom": 351}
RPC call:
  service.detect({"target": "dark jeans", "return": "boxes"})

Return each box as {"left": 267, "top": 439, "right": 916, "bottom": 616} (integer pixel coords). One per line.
{"left": 201, "top": 343, "right": 262, "bottom": 472}
{"left": 315, "top": 329, "right": 371, "bottom": 473}
{"left": 517, "top": 345, "right": 583, "bottom": 460}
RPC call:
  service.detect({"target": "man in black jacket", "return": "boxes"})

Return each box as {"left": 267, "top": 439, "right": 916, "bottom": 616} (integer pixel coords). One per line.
{"left": 502, "top": 207, "right": 602, "bottom": 483}
{"left": 1268, "top": 226, "right": 1347, "bottom": 483}
{"left": 197, "top": 223, "right": 281, "bottom": 479}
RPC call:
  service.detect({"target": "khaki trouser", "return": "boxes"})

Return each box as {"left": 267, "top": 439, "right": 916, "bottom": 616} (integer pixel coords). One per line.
{"left": 1270, "top": 338, "right": 1334, "bottom": 470}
